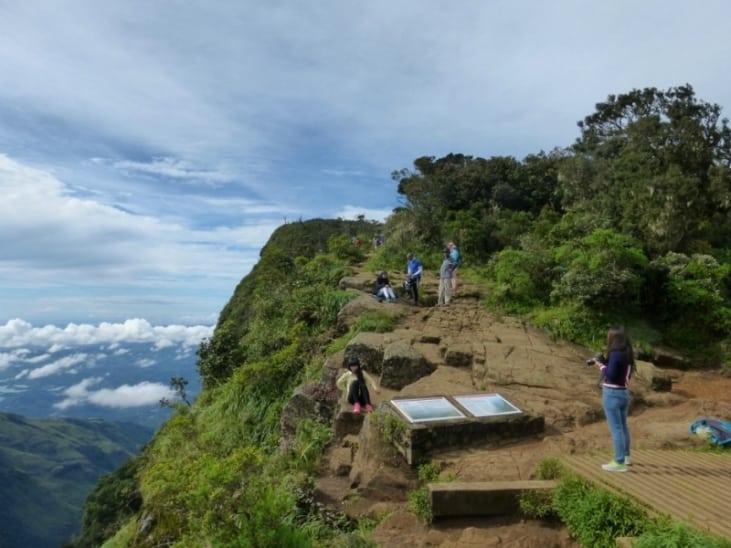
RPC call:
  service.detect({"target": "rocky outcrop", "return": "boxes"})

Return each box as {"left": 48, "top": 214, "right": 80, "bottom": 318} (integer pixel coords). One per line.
{"left": 635, "top": 359, "right": 672, "bottom": 391}
{"left": 380, "top": 340, "right": 434, "bottom": 390}
{"left": 443, "top": 342, "right": 473, "bottom": 367}
{"left": 344, "top": 332, "right": 385, "bottom": 374}
{"left": 652, "top": 346, "right": 689, "bottom": 369}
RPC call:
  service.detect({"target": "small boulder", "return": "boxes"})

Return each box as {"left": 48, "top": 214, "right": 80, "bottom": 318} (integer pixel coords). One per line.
{"left": 380, "top": 340, "right": 434, "bottom": 390}
{"left": 635, "top": 360, "right": 672, "bottom": 391}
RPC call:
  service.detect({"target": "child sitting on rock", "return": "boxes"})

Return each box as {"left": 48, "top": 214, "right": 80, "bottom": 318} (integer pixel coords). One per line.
{"left": 336, "top": 355, "right": 380, "bottom": 413}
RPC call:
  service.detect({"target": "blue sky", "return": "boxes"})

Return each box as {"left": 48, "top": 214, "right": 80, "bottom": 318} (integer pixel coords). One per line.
{"left": 2, "top": 0, "right": 731, "bottom": 334}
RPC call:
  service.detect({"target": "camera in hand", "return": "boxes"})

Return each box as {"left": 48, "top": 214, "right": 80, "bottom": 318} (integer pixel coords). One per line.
{"left": 586, "top": 353, "right": 606, "bottom": 366}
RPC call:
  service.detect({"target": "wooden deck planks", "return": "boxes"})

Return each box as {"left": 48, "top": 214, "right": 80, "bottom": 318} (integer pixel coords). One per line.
{"left": 562, "top": 449, "right": 731, "bottom": 540}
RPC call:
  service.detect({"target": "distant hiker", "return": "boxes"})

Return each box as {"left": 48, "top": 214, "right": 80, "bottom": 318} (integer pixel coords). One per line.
{"left": 373, "top": 270, "right": 396, "bottom": 302}
{"left": 595, "top": 326, "right": 634, "bottom": 472}
{"left": 405, "top": 253, "right": 423, "bottom": 305}
{"left": 437, "top": 248, "right": 453, "bottom": 306}
{"left": 336, "top": 355, "right": 379, "bottom": 413}
{"left": 447, "top": 241, "right": 461, "bottom": 294}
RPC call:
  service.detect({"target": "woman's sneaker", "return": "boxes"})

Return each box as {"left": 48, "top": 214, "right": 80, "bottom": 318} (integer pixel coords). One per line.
{"left": 601, "top": 460, "right": 627, "bottom": 472}
{"left": 365, "top": 404, "right": 374, "bottom": 412}
{"left": 353, "top": 403, "right": 362, "bottom": 414}
{"left": 624, "top": 456, "right": 631, "bottom": 466}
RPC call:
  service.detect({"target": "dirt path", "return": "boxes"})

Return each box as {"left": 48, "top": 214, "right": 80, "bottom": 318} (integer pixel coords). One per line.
{"left": 317, "top": 265, "right": 731, "bottom": 546}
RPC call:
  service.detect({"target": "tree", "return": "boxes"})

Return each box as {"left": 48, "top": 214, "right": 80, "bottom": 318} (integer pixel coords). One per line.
{"left": 160, "top": 376, "right": 191, "bottom": 408}
{"left": 552, "top": 229, "right": 648, "bottom": 313}
{"left": 561, "top": 84, "right": 731, "bottom": 256}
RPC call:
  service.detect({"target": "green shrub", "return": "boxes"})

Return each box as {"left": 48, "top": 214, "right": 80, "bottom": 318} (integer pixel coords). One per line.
{"left": 635, "top": 518, "right": 731, "bottom": 548}
{"left": 529, "top": 302, "right": 603, "bottom": 346}
{"left": 374, "top": 412, "right": 407, "bottom": 445}
{"left": 519, "top": 458, "right": 565, "bottom": 520}
{"left": 351, "top": 311, "right": 399, "bottom": 333}
{"left": 647, "top": 252, "right": 731, "bottom": 348}
{"left": 407, "top": 462, "right": 442, "bottom": 523}
{"left": 328, "top": 234, "right": 366, "bottom": 262}
{"left": 289, "top": 419, "right": 332, "bottom": 474}
{"left": 486, "top": 248, "right": 552, "bottom": 313}
{"left": 552, "top": 229, "right": 648, "bottom": 313}
{"left": 552, "top": 476, "right": 649, "bottom": 548}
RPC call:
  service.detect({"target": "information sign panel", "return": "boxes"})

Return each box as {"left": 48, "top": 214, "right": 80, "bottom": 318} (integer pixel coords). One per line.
{"left": 391, "top": 396, "right": 466, "bottom": 423}
{"left": 453, "top": 394, "right": 522, "bottom": 417}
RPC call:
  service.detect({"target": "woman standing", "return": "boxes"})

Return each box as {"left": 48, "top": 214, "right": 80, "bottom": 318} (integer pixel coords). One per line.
{"left": 336, "top": 355, "right": 380, "bottom": 413}
{"left": 596, "top": 326, "right": 634, "bottom": 472}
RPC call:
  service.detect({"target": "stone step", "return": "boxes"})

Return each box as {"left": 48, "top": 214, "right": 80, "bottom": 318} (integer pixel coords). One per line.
{"left": 429, "top": 480, "right": 558, "bottom": 518}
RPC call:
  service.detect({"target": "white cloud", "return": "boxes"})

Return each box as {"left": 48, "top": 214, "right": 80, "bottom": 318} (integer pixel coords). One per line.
{"left": 136, "top": 358, "right": 156, "bottom": 368}
{"left": 0, "top": 385, "right": 26, "bottom": 394}
{"left": 0, "top": 318, "right": 213, "bottom": 350}
{"left": 0, "top": 349, "right": 30, "bottom": 370}
{"left": 27, "top": 353, "right": 88, "bottom": 380}
{"left": 54, "top": 377, "right": 174, "bottom": 410}
{"left": 112, "top": 157, "right": 233, "bottom": 185}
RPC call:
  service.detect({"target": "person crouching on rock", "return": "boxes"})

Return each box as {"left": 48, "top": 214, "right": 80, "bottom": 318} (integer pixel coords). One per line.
{"left": 373, "top": 270, "right": 397, "bottom": 302}
{"left": 336, "top": 355, "right": 380, "bottom": 413}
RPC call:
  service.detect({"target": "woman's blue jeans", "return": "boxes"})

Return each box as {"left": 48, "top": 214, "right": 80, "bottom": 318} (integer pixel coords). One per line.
{"left": 602, "top": 386, "right": 630, "bottom": 463}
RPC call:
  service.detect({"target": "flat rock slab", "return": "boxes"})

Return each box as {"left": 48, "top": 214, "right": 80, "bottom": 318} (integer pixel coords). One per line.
{"left": 429, "top": 480, "right": 558, "bottom": 518}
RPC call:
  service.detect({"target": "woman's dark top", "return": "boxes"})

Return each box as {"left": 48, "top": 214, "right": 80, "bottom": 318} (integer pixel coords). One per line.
{"left": 601, "top": 350, "right": 631, "bottom": 388}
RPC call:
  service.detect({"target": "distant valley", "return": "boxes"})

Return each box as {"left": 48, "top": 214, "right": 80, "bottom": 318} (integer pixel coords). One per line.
{"left": 0, "top": 337, "right": 204, "bottom": 547}
{"left": 0, "top": 412, "right": 152, "bottom": 547}
{"left": 0, "top": 341, "right": 202, "bottom": 430}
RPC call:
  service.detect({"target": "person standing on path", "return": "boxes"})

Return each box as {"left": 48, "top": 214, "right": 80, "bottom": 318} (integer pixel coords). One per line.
{"left": 596, "top": 326, "right": 634, "bottom": 472}
{"left": 447, "top": 242, "right": 461, "bottom": 294}
{"left": 437, "top": 248, "right": 453, "bottom": 306}
{"left": 406, "top": 253, "right": 423, "bottom": 305}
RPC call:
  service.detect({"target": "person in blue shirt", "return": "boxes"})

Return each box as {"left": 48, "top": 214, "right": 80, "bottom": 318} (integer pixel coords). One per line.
{"left": 447, "top": 241, "right": 461, "bottom": 294}
{"left": 405, "top": 253, "right": 423, "bottom": 305}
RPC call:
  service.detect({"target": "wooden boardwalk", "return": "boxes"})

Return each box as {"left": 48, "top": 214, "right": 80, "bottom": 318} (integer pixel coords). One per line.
{"left": 562, "top": 449, "right": 731, "bottom": 541}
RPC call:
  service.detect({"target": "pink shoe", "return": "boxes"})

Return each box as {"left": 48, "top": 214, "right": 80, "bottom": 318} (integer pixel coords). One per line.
{"left": 353, "top": 402, "right": 361, "bottom": 414}
{"left": 365, "top": 404, "right": 374, "bottom": 412}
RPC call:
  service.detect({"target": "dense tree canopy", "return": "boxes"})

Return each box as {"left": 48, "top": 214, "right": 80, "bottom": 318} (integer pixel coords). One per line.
{"left": 563, "top": 84, "right": 731, "bottom": 255}
{"left": 385, "top": 84, "right": 731, "bottom": 356}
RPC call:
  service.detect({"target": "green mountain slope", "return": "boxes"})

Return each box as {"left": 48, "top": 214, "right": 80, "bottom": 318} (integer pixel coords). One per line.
{"left": 0, "top": 412, "right": 152, "bottom": 548}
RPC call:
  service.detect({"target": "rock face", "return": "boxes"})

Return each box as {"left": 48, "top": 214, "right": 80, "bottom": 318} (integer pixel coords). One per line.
{"left": 343, "top": 332, "right": 385, "bottom": 374}
{"left": 380, "top": 340, "right": 434, "bottom": 389}
{"left": 635, "top": 359, "right": 672, "bottom": 391}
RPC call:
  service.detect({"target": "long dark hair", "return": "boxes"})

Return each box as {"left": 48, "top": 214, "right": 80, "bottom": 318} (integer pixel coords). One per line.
{"left": 346, "top": 357, "right": 365, "bottom": 381}
{"left": 605, "top": 326, "right": 635, "bottom": 365}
